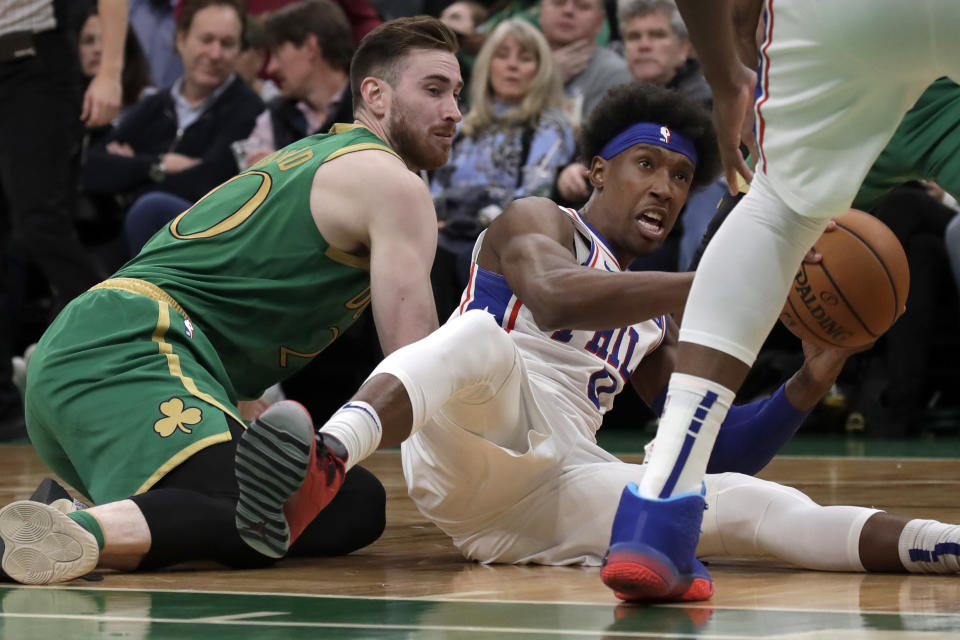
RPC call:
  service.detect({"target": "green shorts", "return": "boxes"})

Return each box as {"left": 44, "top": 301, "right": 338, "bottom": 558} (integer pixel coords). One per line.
{"left": 25, "top": 278, "right": 245, "bottom": 504}
{"left": 854, "top": 78, "right": 960, "bottom": 211}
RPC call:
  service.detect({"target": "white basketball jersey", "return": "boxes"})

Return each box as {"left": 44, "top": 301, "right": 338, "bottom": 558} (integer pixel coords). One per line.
{"left": 452, "top": 206, "right": 666, "bottom": 440}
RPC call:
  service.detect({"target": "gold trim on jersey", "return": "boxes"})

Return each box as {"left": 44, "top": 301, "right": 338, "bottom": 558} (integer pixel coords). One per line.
{"left": 325, "top": 141, "right": 400, "bottom": 162}
{"left": 91, "top": 278, "right": 191, "bottom": 321}
{"left": 150, "top": 301, "right": 245, "bottom": 427}
{"left": 134, "top": 432, "right": 233, "bottom": 495}
{"left": 324, "top": 246, "right": 370, "bottom": 270}
{"left": 326, "top": 123, "right": 400, "bottom": 161}
{"left": 279, "top": 327, "right": 339, "bottom": 367}
{"left": 170, "top": 171, "right": 272, "bottom": 239}
{"left": 737, "top": 174, "right": 750, "bottom": 194}
{"left": 329, "top": 123, "right": 368, "bottom": 134}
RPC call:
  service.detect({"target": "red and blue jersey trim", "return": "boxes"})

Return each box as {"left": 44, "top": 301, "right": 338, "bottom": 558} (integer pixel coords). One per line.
{"left": 756, "top": 0, "right": 775, "bottom": 174}
{"left": 563, "top": 207, "right": 621, "bottom": 271}
{"left": 458, "top": 264, "right": 524, "bottom": 332}
{"left": 456, "top": 207, "right": 625, "bottom": 332}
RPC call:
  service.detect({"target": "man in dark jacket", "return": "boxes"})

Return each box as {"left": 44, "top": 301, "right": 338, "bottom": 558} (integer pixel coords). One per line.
{"left": 617, "top": 0, "right": 710, "bottom": 108}
{"left": 237, "top": 0, "right": 354, "bottom": 170}
{"left": 81, "top": 0, "right": 263, "bottom": 209}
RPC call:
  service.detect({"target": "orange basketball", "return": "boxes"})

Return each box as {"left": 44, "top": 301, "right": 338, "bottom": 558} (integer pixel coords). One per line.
{"left": 779, "top": 209, "right": 910, "bottom": 349}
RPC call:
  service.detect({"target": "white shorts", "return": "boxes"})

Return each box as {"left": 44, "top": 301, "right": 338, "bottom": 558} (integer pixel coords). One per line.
{"left": 400, "top": 352, "right": 792, "bottom": 566}
{"left": 755, "top": 0, "right": 960, "bottom": 219}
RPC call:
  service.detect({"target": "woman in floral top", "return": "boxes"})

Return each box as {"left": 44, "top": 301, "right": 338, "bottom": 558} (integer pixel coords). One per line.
{"left": 431, "top": 18, "right": 576, "bottom": 311}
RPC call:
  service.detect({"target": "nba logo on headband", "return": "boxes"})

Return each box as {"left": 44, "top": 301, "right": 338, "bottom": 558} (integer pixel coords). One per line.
{"left": 599, "top": 122, "right": 698, "bottom": 165}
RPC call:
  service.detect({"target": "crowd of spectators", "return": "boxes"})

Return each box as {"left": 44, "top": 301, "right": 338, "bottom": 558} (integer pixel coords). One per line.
{"left": 3, "top": 0, "right": 958, "bottom": 440}
{"left": 429, "top": 18, "right": 575, "bottom": 311}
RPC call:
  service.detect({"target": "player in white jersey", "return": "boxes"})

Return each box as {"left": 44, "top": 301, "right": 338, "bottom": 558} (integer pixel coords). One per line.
{"left": 232, "top": 83, "right": 960, "bottom": 602}
{"left": 613, "top": 0, "right": 960, "bottom": 604}
{"left": 400, "top": 208, "right": 671, "bottom": 565}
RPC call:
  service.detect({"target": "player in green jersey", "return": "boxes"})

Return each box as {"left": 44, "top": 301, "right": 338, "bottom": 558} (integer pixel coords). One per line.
{"left": 0, "top": 15, "right": 463, "bottom": 585}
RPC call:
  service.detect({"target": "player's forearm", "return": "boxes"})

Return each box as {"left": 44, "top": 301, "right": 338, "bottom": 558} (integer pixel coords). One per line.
{"left": 523, "top": 269, "right": 693, "bottom": 332}
{"left": 707, "top": 383, "right": 810, "bottom": 475}
{"left": 783, "top": 363, "right": 838, "bottom": 412}
{"left": 96, "top": 0, "right": 127, "bottom": 77}
{"left": 371, "top": 278, "right": 439, "bottom": 355}
{"left": 732, "top": 0, "right": 765, "bottom": 67}
{"left": 674, "top": 0, "right": 742, "bottom": 91}
{"left": 374, "top": 302, "right": 438, "bottom": 355}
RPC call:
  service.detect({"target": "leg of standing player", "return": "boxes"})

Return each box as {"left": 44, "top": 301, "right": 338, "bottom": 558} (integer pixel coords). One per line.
{"left": 613, "top": 0, "right": 960, "bottom": 601}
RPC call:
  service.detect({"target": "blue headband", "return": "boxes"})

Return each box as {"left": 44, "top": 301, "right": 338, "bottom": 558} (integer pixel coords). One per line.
{"left": 599, "top": 122, "right": 698, "bottom": 166}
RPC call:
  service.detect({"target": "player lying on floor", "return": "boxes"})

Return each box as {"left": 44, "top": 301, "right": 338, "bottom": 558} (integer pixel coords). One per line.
{"left": 229, "top": 84, "right": 960, "bottom": 601}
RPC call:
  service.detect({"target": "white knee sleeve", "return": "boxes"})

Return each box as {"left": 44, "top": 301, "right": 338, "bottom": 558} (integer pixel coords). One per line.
{"left": 368, "top": 310, "right": 518, "bottom": 431}
{"left": 701, "top": 473, "right": 878, "bottom": 571}
{"left": 680, "top": 175, "right": 828, "bottom": 365}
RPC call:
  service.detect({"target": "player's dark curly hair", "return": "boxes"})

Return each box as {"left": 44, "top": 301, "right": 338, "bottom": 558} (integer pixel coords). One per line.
{"left": 580, "top": 83, "right": 721, "bottom": 191}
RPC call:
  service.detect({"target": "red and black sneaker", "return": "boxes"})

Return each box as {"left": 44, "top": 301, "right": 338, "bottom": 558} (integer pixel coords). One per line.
{"left": 235, "top": 400, "right": 347, "bottom": 558}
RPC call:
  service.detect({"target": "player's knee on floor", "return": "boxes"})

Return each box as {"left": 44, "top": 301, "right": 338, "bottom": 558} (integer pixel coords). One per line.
{"left": 131, "top": 487, "right": 279, "bottom": 571}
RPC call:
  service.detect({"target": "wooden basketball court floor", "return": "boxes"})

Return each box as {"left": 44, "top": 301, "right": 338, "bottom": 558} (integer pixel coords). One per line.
{"left": 2, "top": 441, "right": 960, "bottom": 639}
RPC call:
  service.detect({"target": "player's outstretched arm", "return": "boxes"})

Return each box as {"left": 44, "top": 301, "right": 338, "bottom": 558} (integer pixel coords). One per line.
{"left": 310, "top": 150, "right": 440, "bottom": 355}
{"left": 483, "top": 198, "right": 694, "bottom": 331}
{"left": 367, "top": 173, "right": 440, "bottom": 354}
{"left": 706, "top": 341, "right": 863, "bottom": 474}
{"left": 675, "top": 0, "right": 756, "bottom": 189}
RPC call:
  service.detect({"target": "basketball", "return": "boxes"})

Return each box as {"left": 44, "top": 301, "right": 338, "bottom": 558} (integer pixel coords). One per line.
{"left": 779, "top": 209, "right": 910, "bottom": 349}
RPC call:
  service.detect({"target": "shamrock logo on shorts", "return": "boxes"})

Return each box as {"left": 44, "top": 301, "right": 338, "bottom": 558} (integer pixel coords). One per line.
{"left": 154, "top": 398, "right": 202, "bottom": 437}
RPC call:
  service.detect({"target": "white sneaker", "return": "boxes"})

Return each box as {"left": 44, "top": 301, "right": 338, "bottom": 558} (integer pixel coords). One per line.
{"left": 11, "top": 343, "right": 36, "bottom": 398}
{"left": 0, "top": 500, "right": 99, "bottom": 584}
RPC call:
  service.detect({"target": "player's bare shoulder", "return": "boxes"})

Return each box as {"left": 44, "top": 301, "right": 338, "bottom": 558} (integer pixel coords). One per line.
{"left": 310, "top": 147, "right": 432, "bottom": 254}
{"left": 479, "top": 196, "right": 578, "bottom": 270}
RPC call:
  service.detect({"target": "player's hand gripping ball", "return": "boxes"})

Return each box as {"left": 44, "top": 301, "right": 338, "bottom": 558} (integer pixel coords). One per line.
{"left": 779, "top": 210, "right": 909, "bottom": 349}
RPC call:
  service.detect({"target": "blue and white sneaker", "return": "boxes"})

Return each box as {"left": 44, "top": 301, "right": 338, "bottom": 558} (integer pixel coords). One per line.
{"left": 601, "top": 482, "right": 714, "bottom": 602}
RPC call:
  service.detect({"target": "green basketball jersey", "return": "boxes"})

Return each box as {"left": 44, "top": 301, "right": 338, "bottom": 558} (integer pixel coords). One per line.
{"left": 854, "top": 77, "right": 960, "bottom": 211}
{"left": 115, "top": 124, "right": 399, "bottom": 399}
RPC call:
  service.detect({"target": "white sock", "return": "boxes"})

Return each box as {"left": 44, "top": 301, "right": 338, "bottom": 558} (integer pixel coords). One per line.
{"left": 898, "top": 519, "right": 960, "bottom": 573}
{"left": 319, "top": 401, "right": 382, "bottom": 472}
{"left": 638, "top": 373, "right": 734, "bottom": 499}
